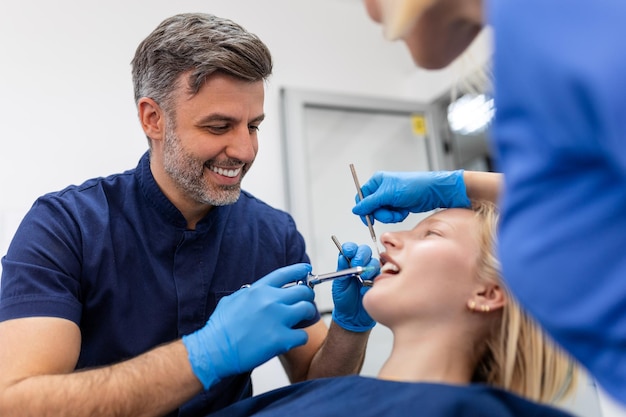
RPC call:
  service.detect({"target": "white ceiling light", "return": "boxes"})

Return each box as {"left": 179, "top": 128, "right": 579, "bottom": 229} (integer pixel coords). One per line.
{"left": 447, "top": 93, "right": 495, "bottom": 136}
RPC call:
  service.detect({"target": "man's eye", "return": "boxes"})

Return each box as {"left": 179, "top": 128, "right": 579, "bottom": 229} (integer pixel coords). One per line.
{"left": 207, "top": 125, "right": 229, "bottom": 133}
{"left": 249, "top": 125, "right": 260, "bottom": 132}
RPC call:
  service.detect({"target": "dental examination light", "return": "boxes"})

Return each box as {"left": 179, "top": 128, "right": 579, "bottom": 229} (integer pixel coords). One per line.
{"left": 447, "top": 93, "right": 495, "bottom": 136}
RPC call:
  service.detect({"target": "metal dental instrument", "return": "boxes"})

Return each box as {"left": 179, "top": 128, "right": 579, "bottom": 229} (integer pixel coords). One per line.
{"left": 331, "top": 235, "right": 373, "bottom": 287}
{"left": 331, "top": 235, "right": 353, "bottom": 267}
{"left": 349, "top": 163, "right": 381, "bottom": 256}
{"left": 301, "top": 266, "right": 376, "bottom": 288}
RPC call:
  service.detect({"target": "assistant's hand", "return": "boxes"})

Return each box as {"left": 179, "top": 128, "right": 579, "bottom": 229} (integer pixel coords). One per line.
{"left": 182, "top": 263, "right": 317, "bottom": 390}
{"left": 332, "top": 243, "right": 380, "bottom": 332}
{"left": 352, "top": 170, "right": 471, "bottom": 224}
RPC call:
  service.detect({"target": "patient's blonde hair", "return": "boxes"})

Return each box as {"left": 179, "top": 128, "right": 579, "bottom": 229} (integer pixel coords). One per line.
{"left": 470, "top": 200, "right": 577, "bottom": 404}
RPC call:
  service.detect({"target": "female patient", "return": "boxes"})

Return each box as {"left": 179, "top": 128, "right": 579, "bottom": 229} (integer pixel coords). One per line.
{"left": 210, "top": 201, "right": 578, "bottom": 417}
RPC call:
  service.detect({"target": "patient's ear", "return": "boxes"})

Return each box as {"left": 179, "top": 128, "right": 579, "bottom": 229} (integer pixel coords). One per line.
{"left": 467, "top": 282, "right": 506, "bottom": 313}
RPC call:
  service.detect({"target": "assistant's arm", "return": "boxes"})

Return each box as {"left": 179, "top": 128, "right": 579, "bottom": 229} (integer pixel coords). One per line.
{"left": 463, "top": 171, "right": 502, "bottom": 204}
{"left": 352, "top": 170, "right": 502, "bottom": 224}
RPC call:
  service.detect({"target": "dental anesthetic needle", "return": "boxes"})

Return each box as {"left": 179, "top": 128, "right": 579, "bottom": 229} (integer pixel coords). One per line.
{"left": 349, "top": 163, "right": 381, "bottom": 256}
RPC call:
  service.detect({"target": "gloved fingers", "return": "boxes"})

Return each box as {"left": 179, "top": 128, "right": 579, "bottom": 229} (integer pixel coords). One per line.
{"left": 358, "top": 171, "right": 385, "bottom": 198}
{"left": 337, "top": 255, "right": 350, "bottom": 271}
{"left": 273, "top": 283, "right": 315, "bottom": 304}
{"left": 340, "top": 242, "right": 358, "bottom": 258}
{"left": 336, "top": 242, "right": 356, "bottom": 270}
{"left": 333, "top": 262, "right": 379, "bottom": 293}
{"left": 359, "top": 284, "right": 372, "bottom": 297}
{"left": 332, "top": 275, "right": 360, "bottom": 294}
{"left": 357, "top": 214, "right": 374, "bottom": 227}
{"left": 273, "top": 328, "right": 309, "bottom": 353}
{"left": 352, "top": 193, "right": 380, "bottom": 218}
{"left": 348, "top": 244, "right": 372, "bottom": 267}
{"left": 336, "top": 243, "right": 379, "bottom": 281}
{"left": 374, "top": 207, "right": 410, "bottom": 223}
{"left": 360, "top": 258, "right": 380, "bottom": 281}
{"left": 253, "top": 263, "right": 312, "bottom": 288}
{"left": 353, "top": 205, "right": 409, "bottom": 224}
{"left": 279, "top": 300, "right": 318, "bottom": 328}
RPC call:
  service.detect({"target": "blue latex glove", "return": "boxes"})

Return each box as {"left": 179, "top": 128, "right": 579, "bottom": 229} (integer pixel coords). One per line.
{"left": 182, "top": 263, "right": 317, "bottom": 390}
{"left": 332, "top": 243, "right": 380, "bottom": 332}
{"left": 352, "top": 170, "right": 471, "bottom": 224}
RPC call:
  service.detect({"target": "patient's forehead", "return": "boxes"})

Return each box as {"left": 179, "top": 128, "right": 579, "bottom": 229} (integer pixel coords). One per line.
{"left": 419, "top": 208, "right": 475, "bottom": 227}
{"left": 408, "top": 209, "right": 479, "bottom": 247}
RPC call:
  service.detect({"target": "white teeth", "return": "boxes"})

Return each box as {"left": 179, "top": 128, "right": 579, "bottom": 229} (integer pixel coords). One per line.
{"left": 211, "top": 166, "right": 241, "bottom": 178}
{"left": 381, "top": 263, "right": 400, "bottom": 274}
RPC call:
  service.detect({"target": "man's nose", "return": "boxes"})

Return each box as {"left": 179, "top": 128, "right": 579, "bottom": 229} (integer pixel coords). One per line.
{"left": 226, "top": 126, "right": 257, "bottom": 162}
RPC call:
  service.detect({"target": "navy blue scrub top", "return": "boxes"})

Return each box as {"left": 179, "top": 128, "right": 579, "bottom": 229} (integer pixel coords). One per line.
{"left": 207, "top": 375, "right": 576, "bottom": 417}
{"left": 0, "top": 152, "right": 317, "bottom": 415}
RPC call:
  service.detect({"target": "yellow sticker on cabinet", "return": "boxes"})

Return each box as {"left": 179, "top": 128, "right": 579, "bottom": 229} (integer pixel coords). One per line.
{"left": 411, "top": 115, "right": 427, "bottom": 136}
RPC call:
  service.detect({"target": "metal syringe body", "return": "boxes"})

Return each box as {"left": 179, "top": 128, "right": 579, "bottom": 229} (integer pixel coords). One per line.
{"left": 300, "top": 266, "right": 376, "bottom": 288}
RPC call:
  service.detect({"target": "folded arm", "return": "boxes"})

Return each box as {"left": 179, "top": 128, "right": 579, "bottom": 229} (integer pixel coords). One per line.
{"left": 0, "top": 264, "right": 321, "bottom": 416}
{"left": 0, "top": 317, "right": 201, "bottom": 417}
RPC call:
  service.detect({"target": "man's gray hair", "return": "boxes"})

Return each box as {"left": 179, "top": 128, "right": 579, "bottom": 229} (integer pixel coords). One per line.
{"left": 131, "top": 13, "right": 273, "bottom": 111}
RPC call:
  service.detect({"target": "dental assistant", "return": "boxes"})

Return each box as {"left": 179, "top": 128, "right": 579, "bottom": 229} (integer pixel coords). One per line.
{"left": 353, "top": 0, "right": 626, "bottom": 405}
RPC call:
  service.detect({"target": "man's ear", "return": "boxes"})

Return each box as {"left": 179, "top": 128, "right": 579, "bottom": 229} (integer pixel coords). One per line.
{"left": 467, "top": 282, "right": 506, "bottom": 313}
{"left": 137, "top": 97, "right": 165, "bottom": 142}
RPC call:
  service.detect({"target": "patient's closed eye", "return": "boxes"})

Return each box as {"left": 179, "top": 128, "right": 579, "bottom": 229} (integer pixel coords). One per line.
{"left": 425, "top": 229, "right": 442, "bottom": 237}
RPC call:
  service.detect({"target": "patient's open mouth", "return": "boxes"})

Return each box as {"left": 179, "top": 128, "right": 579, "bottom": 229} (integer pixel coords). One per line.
{"left": 380, "top": 254, "right": 400, "bottom": 275}
{"left": 381, "top": 262, "right": 400, "bottom": 274}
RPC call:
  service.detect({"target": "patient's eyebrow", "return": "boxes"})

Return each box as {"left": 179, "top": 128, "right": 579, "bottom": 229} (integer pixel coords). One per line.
{"left": 419, "top": 218, "right": 456, "bottom": 232}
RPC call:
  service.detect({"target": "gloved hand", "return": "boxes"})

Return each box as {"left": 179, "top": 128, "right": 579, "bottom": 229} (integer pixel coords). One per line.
{"left": 332, "top": 243, "right": 380, "bottom": 332}
{"left": 352, "top": 170, "right": 471, "bottom": 224}
{"left": 182, "top": 263, "right": 317, "bottom": 390}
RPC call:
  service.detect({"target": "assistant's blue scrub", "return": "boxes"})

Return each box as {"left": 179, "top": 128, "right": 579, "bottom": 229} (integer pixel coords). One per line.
{"left": 206, "top": 375, "right": 575, "bottom": 417}
{"left": 490, "top": 0, "right": 626, "bottom": 404}
{"left": 0, "top": 152, "right": 318, "bottom": 416}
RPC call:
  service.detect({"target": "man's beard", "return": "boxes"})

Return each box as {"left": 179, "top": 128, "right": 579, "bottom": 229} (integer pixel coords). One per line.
{"left": 162, "top": 124, "right": 246, "bottom": 206}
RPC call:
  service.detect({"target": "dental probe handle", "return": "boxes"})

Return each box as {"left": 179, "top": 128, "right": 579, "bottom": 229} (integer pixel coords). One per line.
{"left": 349, "top": 164, "right": 381, "bottom": 256}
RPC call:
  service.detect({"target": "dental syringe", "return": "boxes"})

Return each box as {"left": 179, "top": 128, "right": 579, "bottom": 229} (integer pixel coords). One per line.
{"left": 299, "top": 266, "right": 377, "bottom": 288}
